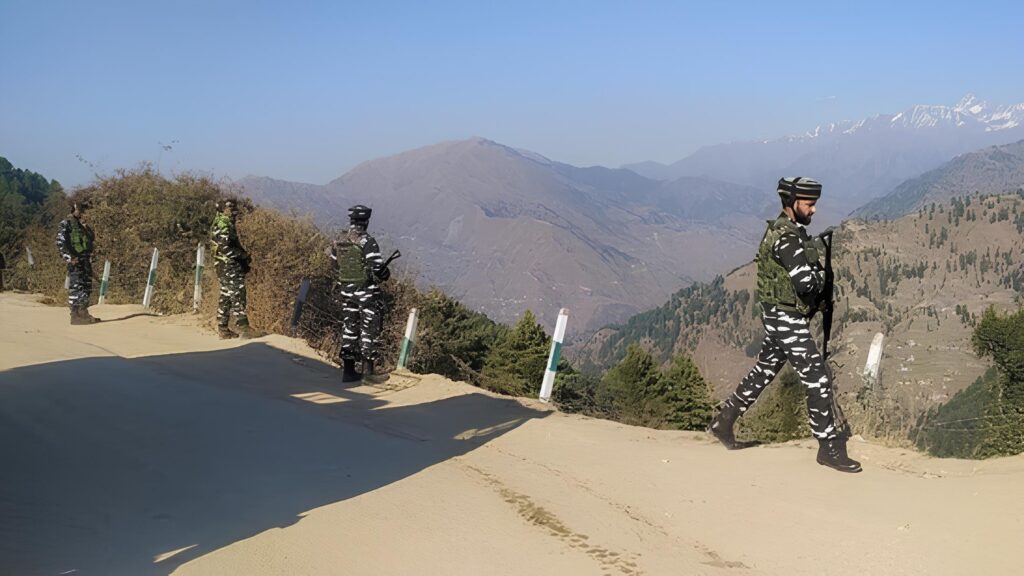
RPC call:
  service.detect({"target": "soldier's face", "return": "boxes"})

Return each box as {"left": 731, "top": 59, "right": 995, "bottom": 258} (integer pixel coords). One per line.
{"left": 794, "top": 199, "right": 816, "bottom": 225}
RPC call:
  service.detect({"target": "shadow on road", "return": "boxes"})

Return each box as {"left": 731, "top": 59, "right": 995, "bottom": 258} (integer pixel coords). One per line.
{"left": 0, "top": 343, "right": 547, "bottom": 575}
{"left": 95, "top": 312, "right": 163, "bottom": 323}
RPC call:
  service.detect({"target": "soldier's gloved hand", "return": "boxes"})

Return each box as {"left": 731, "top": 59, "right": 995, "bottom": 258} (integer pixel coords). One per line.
{"left": 375, "top": 266, "right": 391, "bottom": 282}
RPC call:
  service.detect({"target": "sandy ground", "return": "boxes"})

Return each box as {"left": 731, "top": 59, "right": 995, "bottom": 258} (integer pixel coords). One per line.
{"left": 1, "top": 292, "right": 1022, "bottom": 576}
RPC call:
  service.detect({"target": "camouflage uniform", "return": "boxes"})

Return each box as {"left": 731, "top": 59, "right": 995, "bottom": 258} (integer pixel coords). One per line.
{"left": 331, "top": 228, "right": 386, "bottom": 362}
{"left": 210, "top": 212, "right": 250, "bottom": 329}
{"left": 56, "top": 216, "right": 95, "bottom": 314}
{"left": 728, "top": 213, "right": 837, "bottom": 439}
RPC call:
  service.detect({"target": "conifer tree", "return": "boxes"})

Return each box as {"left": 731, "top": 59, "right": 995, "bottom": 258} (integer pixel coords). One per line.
{"left": 479, "top": 309, "right": 550, "bottom": 396}
{"left": 659, "top": 351, "right": 715, "bottom": 431}
{"left": 597, "top": 343, "right": 661, "bottom": 425}
{"left": 412, "top": 289, "right": 505, "bottom": 382}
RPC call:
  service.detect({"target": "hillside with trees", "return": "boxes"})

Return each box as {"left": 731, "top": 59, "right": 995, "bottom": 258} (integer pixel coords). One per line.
{"left": 0, "top": 157, "right": 64, "bottom": 286}
{"left": 853, "top": 139, "right": 1024, "bottom": 219}
{"left": 571, "top": 192, "right": 1024, "bottom": 449}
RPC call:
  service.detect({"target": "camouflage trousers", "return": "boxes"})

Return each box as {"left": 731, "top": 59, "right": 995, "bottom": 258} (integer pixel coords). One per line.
{"left": 729, "top": 305, "right": 837, "bottom": 439}
{"left": 67, "top": 259, "right": 93, "bottom": 310}
{"left": 337, "top": 283, "right": 382, "bottom": 362}
{"left": 216, "top": 262, "right": 248, "bottom": 327}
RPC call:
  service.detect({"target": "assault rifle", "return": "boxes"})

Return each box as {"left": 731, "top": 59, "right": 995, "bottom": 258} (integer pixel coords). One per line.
{"left": 818, "top": 229, "right": 835, "bottom": 362}
{"left": 381, "top": 249, "right": 402, "bottom": 270}
{"left": 817, "top": 228, "right": 851, "bottom": 439}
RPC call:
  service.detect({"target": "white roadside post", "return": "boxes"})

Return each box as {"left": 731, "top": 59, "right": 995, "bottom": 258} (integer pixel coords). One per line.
{"left": 98, "top": 260, "right": 112, "bottom": 304}
{"left": 64, "top": 273, "right": 70, "bottom": 290}
{"left": 396, "top": 307, "right": 420, "bottom": 370}
{"left": 863, "top": 332, "right": 885, "bottom": 385}
{"left": 142, "top": 247, "right": 160, "bottom": 309}
{"left": 193, "top": 242, "right": 205, "bottom": 311}
{"left": 25, "top": 246, "right": 35, "bottom": 267}
{"left": 539, "top": 308, "right": 569, "bottom": 403}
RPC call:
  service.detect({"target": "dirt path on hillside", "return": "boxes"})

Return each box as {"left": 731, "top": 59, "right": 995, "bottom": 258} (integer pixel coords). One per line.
{"left": 1, "top": 293, "right": 1021, "bottom": 576}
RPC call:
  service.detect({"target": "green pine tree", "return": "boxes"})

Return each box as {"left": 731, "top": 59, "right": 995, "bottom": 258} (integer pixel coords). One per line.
{"left": 411, "top": 289, "right": 505, "bottom": 382}
{"left": 597, "top": 343, "right": 662, "bottom": 426}
{"left": 552, "top": 367, "right": 602, "bottom": 415}
{"left": 479, "top": 309, "right": 551, "bottom": 396}
{"left": 659, "top": 351, "right": 715, "bottom": 431}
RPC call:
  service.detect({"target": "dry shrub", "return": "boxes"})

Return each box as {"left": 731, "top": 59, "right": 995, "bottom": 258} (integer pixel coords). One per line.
{"left": 19, "top": 166, "right": 419, "bottom": 370}
{"left": 236, "top": 207, "right": 332, "bottom": 334}
{"left": 22, "top": 167, "right": 223, "bottom": 312}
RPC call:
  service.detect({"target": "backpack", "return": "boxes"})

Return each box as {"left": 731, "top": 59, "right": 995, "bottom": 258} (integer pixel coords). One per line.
{"left": 334, "top": 230, "right": 369, "bottom": 285}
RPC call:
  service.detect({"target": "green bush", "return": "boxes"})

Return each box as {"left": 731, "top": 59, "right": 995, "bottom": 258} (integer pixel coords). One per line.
{"left": 479, "top": 310, "right": 550, "bottom": 396}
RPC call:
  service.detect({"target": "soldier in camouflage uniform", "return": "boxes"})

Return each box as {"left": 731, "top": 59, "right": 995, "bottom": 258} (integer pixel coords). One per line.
{"left": 330, "top": 204, "right": 391, "bottom": 383}
{"left": 56, "top": 198, "right": 100, "bottom": 325}
{"left": 708, "top": 177, "right": 862, "bottom": 473}
{"left": 210, "top": 198, "right": 253, "bottom": 339}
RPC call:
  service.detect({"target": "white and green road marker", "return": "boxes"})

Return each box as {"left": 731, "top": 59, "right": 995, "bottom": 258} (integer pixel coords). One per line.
{"left": 142, "top": 247, "right": 160, "bottom": 309}
{"left": 98, "top": 260, "right": 111, "bottom": 304}
{"left": 397, "top": 307, "right": 420, "bottom": 370}
{"left": 539, "top": 308, "right": 569, "bottom": 403}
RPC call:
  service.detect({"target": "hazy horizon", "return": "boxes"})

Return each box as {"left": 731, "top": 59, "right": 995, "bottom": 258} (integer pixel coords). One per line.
{"left": 2, "top": 0, "right": 1023, "bottom": 188}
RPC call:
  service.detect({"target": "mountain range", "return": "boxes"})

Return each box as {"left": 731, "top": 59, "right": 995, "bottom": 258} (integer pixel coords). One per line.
{"left": 238, "top": 95, "right": 1024, "bottom": 334}
{"left": 238, "top": 138, "right": 775, "bottom": 332}
{"left": 853, "top": 139, "right": 1024, "bottom": 219}
{"left": 624, "top": 95, "right": 1024, "bottom": 224}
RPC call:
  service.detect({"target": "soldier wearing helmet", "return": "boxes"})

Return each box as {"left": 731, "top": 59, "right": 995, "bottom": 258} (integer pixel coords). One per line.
{"left": 329, "top": 204, "right": 392, "bottom": 383}
{"left": 708, "top": 177, "right": 862, "bottom": 473}
{"left": 56, "top": 197, "right": 99, "bottom": 324}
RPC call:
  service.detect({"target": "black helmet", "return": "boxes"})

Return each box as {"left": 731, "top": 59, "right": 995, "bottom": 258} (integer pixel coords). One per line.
{"left": 348, "top": 204, "right": 372, "bottom": 221}
{"left": 777, "top": 177, "right": 822, "bottom": 206}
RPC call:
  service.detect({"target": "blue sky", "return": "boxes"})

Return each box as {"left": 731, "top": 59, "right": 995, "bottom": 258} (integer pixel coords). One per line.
{"left": 2, "top": 0, "right": 1022, "bottom": 187}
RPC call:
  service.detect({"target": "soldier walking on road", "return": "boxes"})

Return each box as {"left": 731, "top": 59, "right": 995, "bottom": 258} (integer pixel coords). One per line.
{"left": 210, "top": 198, "right": 253, "bottom": 339}
{"left": 708, "top": 177, "right": 862, "bottom": 473}
{"left": 56, "top": 198, "right": 100, "bottom": 325}
{"left": 330, "top": 204, "right": 393, "bottom": 384}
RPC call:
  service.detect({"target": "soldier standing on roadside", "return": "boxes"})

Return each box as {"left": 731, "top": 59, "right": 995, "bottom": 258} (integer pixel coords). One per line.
{"left": 210, "top": 198, "right": 253, "bottom": 339}
{"left": 329, "top": 205, "right": 392, "bottom": 383}
{"left": 56, "top": 198, "right": 100, "bottom": 325}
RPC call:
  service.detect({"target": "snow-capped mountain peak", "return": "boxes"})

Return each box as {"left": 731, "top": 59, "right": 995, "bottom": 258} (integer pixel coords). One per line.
{"left": 955, "top": 93, "right": 988, "bottom": 115}
{"left": 795, "top": 94, "right": 1023, "bottom": 140}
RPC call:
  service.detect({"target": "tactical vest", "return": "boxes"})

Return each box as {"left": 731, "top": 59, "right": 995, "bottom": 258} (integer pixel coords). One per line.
{"left": 334, "top": 230, "right": 370, "bottom": 286}
{"left": 755, "top": 214, "right": 821, "bottom": 316}
{"left": 70, "top": 218, "right": 93, "bottom": 255}
{"left": 210, "top": 213, "right": 232, "bottom": 262}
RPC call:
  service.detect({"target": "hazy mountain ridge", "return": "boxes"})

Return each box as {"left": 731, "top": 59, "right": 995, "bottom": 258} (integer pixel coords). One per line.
{"left": 570, "top": 191, "right": 1024, "bottom": 439}
{"left": 237, "top": 138, "right": 775, "bottom": 332}
{"left": 623, "top": 95, "right": 1024, "bottom": 225}
{"left": 853, "top": 140, "right": 1024, "bottom": 219}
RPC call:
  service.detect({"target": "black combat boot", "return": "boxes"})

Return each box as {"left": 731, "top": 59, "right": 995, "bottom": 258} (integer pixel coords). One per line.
{"left": 707, "top": 400, "right": 757, "bottom": 450}
{"left": 218, "top": 325, "right": 238, "bottom": 339}
{"left": 817, "top": 437, "right": 863, "bottom": 473}
{"left": 81, "top": 307, "right": 101, "bottom": 323}
{"left": 341, "top": 359, "right": 361, "bottom": 382}
{"left": 362, "top": 359, "right": 390, "bottom": 384}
